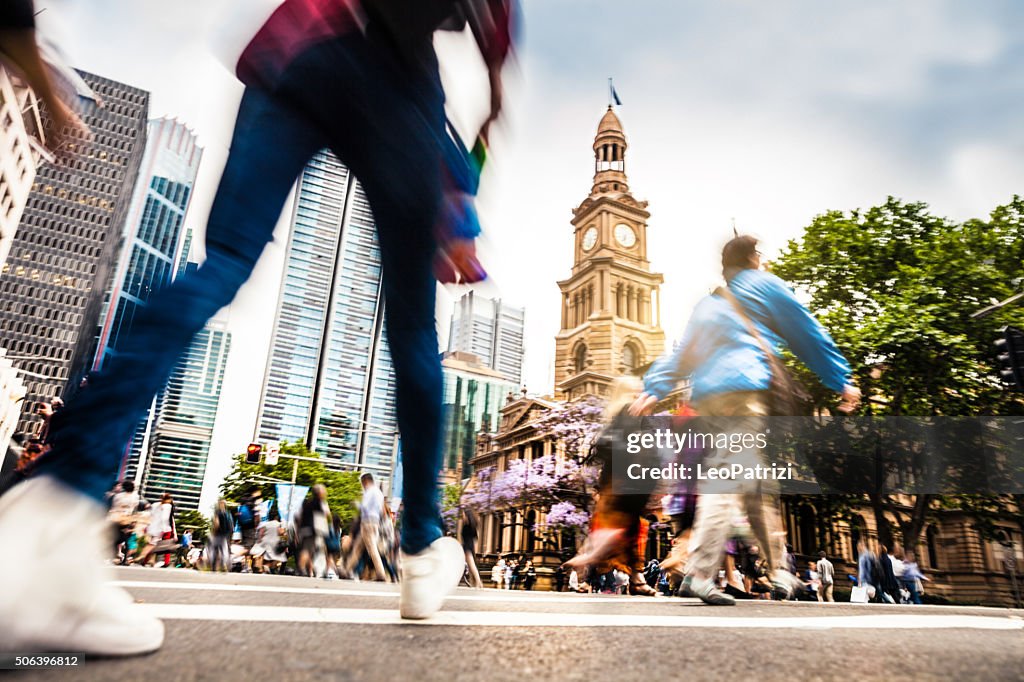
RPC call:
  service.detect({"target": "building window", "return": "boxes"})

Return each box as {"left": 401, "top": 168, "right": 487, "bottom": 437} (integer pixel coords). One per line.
{"left": 574, "top": 344, "right": 588, "bottom": 374}
{"left": 926, "top": 525, "right": 940, "bottom": 569}
{"left": 622, "top": 342, "right": 640, "bottom": 371}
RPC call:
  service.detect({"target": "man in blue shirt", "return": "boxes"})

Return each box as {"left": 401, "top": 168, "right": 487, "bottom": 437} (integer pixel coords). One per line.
{"left": 631, "top": 235, "right": 860, "bottom": 605}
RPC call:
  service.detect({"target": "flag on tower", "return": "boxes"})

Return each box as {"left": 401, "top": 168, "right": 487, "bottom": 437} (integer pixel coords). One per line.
{"left": 609, "top": 78, "right": 622, "bottom": 106}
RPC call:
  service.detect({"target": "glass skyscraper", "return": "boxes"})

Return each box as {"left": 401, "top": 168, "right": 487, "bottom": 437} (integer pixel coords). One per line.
{"left": 85, "top": 118, "right": 202, "bottom": 483}
{"left": 447, "top": 291, "right": 526, "bottom": 384}
{"left": 441, "top": 351, "right": 516, "bottom": 478}
{"left": 139, "top": 317, "right": 231, "bottom": 510}
{"left": 94, "top": 117, "right": 202, "bottom": 368}
{"left": 255, "top": 150, "right": 398, "bottom": 482}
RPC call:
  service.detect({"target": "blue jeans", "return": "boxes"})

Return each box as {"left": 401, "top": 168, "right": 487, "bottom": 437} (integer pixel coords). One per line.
{"left": 40, "top": 34, "right": 446, "bottom": 554}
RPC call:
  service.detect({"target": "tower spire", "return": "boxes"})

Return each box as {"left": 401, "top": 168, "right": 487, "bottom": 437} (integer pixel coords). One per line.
{"left": 591, "top": 105, "right": 628, "bottom": 196}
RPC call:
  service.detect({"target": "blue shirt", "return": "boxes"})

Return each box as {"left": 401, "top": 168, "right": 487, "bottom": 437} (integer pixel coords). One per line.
{"left": 643, "top": 269, "right": 851, "bottom": 403}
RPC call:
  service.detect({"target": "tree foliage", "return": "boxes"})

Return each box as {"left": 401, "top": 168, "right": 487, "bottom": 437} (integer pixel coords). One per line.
{"left": 461, "top": 397, "right": 603, "bottom": 532}
{"left": 176, "top": 509, "right": 210, "bottom": 543}
{"left": 218, "top": 441, "right": 364, "bottom": 529}
{"left": 772, "top": 196, "right": 1024, "bottom": 549}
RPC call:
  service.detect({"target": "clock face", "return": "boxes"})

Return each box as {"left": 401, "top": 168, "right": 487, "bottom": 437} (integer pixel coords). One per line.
{"left": 582, "top": 227, "right": 598, "bottom": 251}
{"left": 614, "top": 223, "right": 636, "bottom": 247}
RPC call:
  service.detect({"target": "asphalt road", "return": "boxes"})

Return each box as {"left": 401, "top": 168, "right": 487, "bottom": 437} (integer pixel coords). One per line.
{"left": 7, "top": 566, "right": 1024, "bottom": 682}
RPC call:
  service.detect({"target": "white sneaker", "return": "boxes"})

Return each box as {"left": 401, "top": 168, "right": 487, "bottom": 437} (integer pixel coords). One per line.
{"left": 399, "top": 537, "right": 465, "bottom": 620}
{"left": 770, "top": 570, "right": 803, "bottom": 601}
{"left": 0, "top": 477, "right": 165, "bottom": 656}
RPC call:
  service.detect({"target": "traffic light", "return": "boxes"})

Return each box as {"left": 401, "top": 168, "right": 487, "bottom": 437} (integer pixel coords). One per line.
{"left": 245, "top": 442, "right": 263, "bottom": 465}
{"left": 994, "top": 326, "right": 1024, "bottom": 391}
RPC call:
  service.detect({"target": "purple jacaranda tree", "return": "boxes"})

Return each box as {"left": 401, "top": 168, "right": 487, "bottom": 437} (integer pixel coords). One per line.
{"left": 460, "top": 396, "right": 605, "bottom": 537}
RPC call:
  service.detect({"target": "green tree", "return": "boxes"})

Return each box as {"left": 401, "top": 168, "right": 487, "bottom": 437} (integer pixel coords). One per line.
{"left": 176, "top": 509, "right": 210, "bottom": 543}
{"left": 218, "top": 441, "right": 364, "bottom": 530}
{"left": 772, "top": 196, "right": 1024, "bottom": 549}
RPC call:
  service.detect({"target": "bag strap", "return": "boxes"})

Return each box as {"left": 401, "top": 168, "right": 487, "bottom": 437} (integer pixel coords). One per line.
{"left": 714, "top": 285, "right": 781, "bottom": 377}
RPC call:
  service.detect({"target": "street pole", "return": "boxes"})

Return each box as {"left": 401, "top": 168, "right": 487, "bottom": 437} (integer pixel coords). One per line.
{"left": 971, "top": 291, "right": 1024, "bottom": 319}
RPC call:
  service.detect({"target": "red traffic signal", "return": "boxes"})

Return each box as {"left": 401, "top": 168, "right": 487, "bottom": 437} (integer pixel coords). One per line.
{"left": 245, "top": 442, "right": 263, "bottom": 464}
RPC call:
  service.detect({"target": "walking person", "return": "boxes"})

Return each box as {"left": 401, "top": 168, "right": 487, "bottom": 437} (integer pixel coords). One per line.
{"left": 344, "top": 474, "right": 391, "bottom": 582}
{"left": 857, "top": 540, "right": 880, "bottom": 602}
{"left": 562, "top": 378, "right": 660, "bottom": 597}
{"left": 460, "top": 508, "right": 484, "bottom": 588}
{"left": 251, "top": 509, "right": 288, "bottom": 574}
{"left": 492, "top": 557, "right": 506, "bottom": 590}
{"left": 816, "top": 551, "right": 835, "bottom": 602}
{"left": 901, "top": 550, "right": 929, "bottom": 604}
{"left": 0, "top": 0, "right": 515, "bottom": 652}
{"left": 209, "top": 499, "right": 234, "bottom": 573}
{"left": 108, "top": 481, "right": 140, "bottom": 564}
{"left": 298, "top": 485, "right": 331, "bottom": 578}
{"left": 630, "top": 235, "right": 861, "bottom": 605}
{"left": 139, "top": 493, "right": 177, "bottom": 568}
{"left": 879, "top": 545, "right": 901, "bottom": 604}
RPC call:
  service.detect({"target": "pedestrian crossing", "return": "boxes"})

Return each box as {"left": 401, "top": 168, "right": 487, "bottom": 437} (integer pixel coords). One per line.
{"left": 112, "top": 570, "right": 1024, "bottom": 631}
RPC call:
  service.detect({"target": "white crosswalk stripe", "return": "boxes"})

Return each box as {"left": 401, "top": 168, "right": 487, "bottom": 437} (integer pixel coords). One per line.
{"left": 138, "top": 602, "right": 1024, "bottom": 630}
{"left": 115, "top": 576, "right": 1024, "bottom": 630}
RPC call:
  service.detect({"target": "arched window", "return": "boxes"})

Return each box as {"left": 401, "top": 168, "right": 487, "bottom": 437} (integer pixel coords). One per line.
{"left": 574, "top": 344, "right": 588, "bottom": 373}
{"left": 850, "top": 515, "right": 867, "bottom": 561}
{"left": 798, "top": 504, "right": 817, "bottom": 555}
{"left": 525, "top": 509, "right": 537, "bottom": 553}
{"left": 622, "top": 343, "right": 639, "bottom": 371}
{"left": 926, "top": 525, "right": 940, "bottom": 569}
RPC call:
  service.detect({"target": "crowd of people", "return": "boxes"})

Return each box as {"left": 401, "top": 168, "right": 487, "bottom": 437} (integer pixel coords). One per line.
{"left": 489, "top": 557, "right": 537, "bottom": 590}
{"left": 101, "top": 473, "right": 407, "bottom": 582}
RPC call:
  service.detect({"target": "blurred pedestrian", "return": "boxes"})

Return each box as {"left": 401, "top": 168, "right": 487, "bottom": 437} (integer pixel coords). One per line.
{"left": 492, "top": 558, "right": 506, "bottom": 589}
{"left": 460, "top": 508, "right": 483, "bottom": 588}
{"left": 108, "top": 481, "right": 140, "bottom": 564}
{"left": 879, "top": 545, "right": 900, "bottom": 604}
{"left": 522, "top": 559, "right": 536, "bottom": 591}
{"left": 563, "top": 378, "right": 659, "bottom": 597}
{"left": 209, "top": 499, "right": 234, "bottom": 573}
{"left": 344, "top": 474, "right": 390, "bottom": 582}
{"left": 0, "top": 0, "right": 88, "bottom": 155}
{"left": 252, "top": 508, "right": 288, "bottom": 574}
{"left": 236, "top": 490, "right": 262, "bottom": 572}
{"left": 857, "top": 540, "right": 880, "bottom": 602}
{"left": 630, "top": 235, "right": 860, "bottom": 605}
{"left": 816, "top": 551, "right": 835, "bottom": 602}
{"left": 0, "top": 0, "right": 516, "bottom": 639}
{"left": 139, "top": 493, "right": 176, "bottom": 568}
{"left": 901, "top": 550, "right": 928, "bottom": 604}
{"left": 298, "top": 485, "right": 331, "bottom": 578}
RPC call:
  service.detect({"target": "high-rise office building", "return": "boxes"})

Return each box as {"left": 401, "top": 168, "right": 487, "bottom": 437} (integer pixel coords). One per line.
{"left": 93, "top": 117, "right": 202, "bottom": 368}
{"left": 138, "top": 317, "right": 231, "bottom": 510}
{"left": 447, "top": 291, "right": 525, "bottom": 385}
{"left": 0, "top": 71, "right": 148, "bottom": 436}
{"left": 88, "top": 118, "right": 201, "bottom": 484}
{"left": 255, "top": 150, "right": 398, "bottom": 482}
{"left": 440, "top": 351, "right": 516, "bottom": 479}
{"left": 0, "top": 64, "right": 48, "bottom": 271}
{"left": 0, "top": 347, "right": 27, "bottom": 465}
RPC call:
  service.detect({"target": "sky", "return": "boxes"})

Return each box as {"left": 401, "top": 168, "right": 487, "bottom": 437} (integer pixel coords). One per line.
{"left": 36, "top": 0, "right": 1024, "bottom": 510}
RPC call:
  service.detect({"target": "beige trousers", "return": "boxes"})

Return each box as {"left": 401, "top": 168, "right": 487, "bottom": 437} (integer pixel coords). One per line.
{"left": 685, "top": 390, "right": 787, "bottom": 581}
{"left": 346, "top": 520, "right": 390, "bottom": 582}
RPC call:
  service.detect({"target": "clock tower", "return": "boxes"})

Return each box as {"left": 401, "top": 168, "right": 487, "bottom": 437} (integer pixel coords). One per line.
{"left": 554, "top": 106, "right": 665, "bottom": 400}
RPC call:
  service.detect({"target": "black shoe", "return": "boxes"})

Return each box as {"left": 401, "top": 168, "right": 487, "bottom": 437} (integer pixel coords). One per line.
{"left": 724, "top": 584, "right": 755, "bottom": 600}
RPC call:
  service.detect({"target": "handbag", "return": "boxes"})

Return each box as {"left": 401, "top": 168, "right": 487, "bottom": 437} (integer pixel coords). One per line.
{"left": 850, "top": 585, "right": 869, "bottom": 603}
{"left": 715, "top": 286, "right": 812, "bottom": 416}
